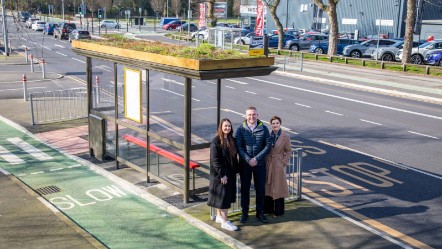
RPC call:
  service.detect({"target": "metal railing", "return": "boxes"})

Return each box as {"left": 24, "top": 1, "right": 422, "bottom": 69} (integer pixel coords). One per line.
{"left": 210, "top": 148, "right": 303, "bottom": 220}
{"left": 30, "top": 88, "right": 87, "bottom": 125}
{"left": 274, "top": 53, "right": 304, "bottom": 72}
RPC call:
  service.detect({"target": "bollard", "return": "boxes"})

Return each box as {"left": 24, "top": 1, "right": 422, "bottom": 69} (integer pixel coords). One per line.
{"left": 95, "top": 76, "right": 100, "bottom": 105}
{"left": 25, "top": 47, "right": 28, "bottom": 63}
{"left": 41, "top": 59, "right": 46, "bottom": 78}
{"left": 22, "top": 74, "right": 28, "bottom": 101}
{"left": 30, "top": 54, "right": 34, "bottom": 73}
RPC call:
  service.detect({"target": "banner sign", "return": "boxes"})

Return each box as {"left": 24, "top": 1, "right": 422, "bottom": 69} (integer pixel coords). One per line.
{"left": 249, "top": 36, "right": 264, "bottom": 56}
{"left": 198, "top": 3, "right": 206, "bottom": 28}
{"left": 214, "top": 2, "right": 227, "bottom": 19}
{"left": 255, "top": 0, "right": 265, "bottom": 36}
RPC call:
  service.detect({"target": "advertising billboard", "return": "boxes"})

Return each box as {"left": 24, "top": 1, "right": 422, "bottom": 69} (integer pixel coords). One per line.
{"left": 214, "top": 2, "right": 227, "bottom": 19}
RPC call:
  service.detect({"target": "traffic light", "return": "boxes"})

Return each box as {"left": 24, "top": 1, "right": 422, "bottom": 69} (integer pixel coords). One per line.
{"left": 98, "top": 9, "right": 103, "bottom": 19}
{"left": 78, "top": 7, "right": 82, "bottom": 14}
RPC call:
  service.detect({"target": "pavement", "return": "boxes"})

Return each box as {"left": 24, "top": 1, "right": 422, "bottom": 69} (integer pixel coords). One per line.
{"left": 1, "top": 35, "right": 442, "bottom": 249}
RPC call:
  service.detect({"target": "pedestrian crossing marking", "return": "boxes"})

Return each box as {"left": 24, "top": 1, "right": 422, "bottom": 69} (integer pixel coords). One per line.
{"left": 7, "top": 137, "right": 53, "bottom": 161}
{"left": 0, "top": 145, "right": 25, "bottom": 164}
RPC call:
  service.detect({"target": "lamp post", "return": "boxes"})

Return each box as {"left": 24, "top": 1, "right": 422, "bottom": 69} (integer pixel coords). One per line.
{"left": 167, "top": 0, "right": 169, "bottom": 17}
{"left": 62, "top": 0, "right": 65, "bottom": 21}
{"left": 375, "top": 0, "right": 384, "bottom": 60}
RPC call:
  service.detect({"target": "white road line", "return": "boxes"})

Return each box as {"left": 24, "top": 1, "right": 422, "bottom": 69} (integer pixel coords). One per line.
{"left": 204, "top": 81, "right": 217, "bottom": 85}
{"left": 0, "top": 168, "right": 11, "bottom": 175}
{"left": 30, "top": 171, "right": 44, "bottom": 175}
{"left": 49, "top": 168, "right": 64, "bottom": 171}
{"left": 0, "top": 145, "right": 24, "bottom": 165}
{"left": 225, "top": 86, "right": 235, "bottom": 89}
{"left": 151, "top": 111, "right": 172, "bottom": 114}
{"left": 225, "top": 79, "right": 248, "bottom": 85}
{"left": 72, "top": 58, "right": 85, "bottom": 63}
{"left": 16, "top": 173, "right": 26, "bottom": 177}
{"left": 245, "top": 91, "right": 257, "bottom": 95}
{"left": 41, "top": 46, "right": 52, "bottom": 50}
{"left": 54, "top": 44, "right": 65, "bottom": 48}
{"left": 68, "top": 164, "right": 82, "bottom": 168}
{"left": 56, "top": 52, "right": 67, "bottom": 56}
{"left": 7, "top": 137, "right": 52, "bottom": 160}
{"left": 408, "top": 131, "right": 439, "bottom": 140}
{"left": 248, "top": 77, "right": 442, "bottom": 121}
{"left": 161, "top": 88, "right": 200, "bottom": 101}
{"left": 193, "top": 107, "right": 217, "bottom": 111}
{"left": 161, "top": 78, "right": 195, "bottom": 87}
{"left": 325, "top": 110, "right": 344, "bottom": 116}
{"left": 295, "top": 103, "right": 311, "bottom": 108}
{"left": 38, "top": 197, "right": 60, "bottom": 213}
{"left": 360, "top": 119, "right": 383, "bottom": 126}
{"left": 269, "top": 97, "right": 282, "bottom": 100}
{"left": 0, "top": 87, "right": 46, "bottom": 92}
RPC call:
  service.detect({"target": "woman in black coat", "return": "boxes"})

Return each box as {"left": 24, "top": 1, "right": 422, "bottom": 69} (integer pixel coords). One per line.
{"left": 207, "top": 118, "right": 239, "bottom": 231}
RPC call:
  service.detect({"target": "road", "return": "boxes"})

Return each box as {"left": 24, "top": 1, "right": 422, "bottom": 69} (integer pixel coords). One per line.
{"left": 4, "top": 15, "right": 442, "bottom": 248}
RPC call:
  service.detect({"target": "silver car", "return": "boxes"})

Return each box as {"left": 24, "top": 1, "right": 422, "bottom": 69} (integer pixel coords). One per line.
{"left": 396, "top": 40, "right": 442, "bottom": 64}
{"left": 370, "top": 41, "right": 423, "bottom": 61}
{"left": 342, "top": 39, "right": 397, "bottom": 58}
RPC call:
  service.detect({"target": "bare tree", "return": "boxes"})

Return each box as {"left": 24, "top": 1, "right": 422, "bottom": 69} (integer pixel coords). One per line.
{"left": 170, "top": 0, "right": 181, "bottom": 18}
{"left": 312, "top": 0, "right": 340, "bottom": 56}
{"left": 402, "top": 0, "right": 417, "bottom": 64}
{"left": 262, "top": 0, "right": 284, "bottom": 49}
{"left": 150, "top": 0, "right": 164, "bottom": 16}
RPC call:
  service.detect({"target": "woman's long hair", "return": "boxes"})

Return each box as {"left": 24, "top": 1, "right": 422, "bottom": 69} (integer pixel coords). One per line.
{"left": 217, "top": 118, "right": 237, "bottom": 157}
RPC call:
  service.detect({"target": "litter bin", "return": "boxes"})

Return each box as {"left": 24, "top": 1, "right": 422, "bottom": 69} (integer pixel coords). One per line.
{"left": 134, "top": 17, "right": 144, "bottom": 25}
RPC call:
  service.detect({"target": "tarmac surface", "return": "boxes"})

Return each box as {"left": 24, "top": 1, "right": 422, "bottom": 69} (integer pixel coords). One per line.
{"left": 1, "top": 38, "right": 442, "bottom": 249}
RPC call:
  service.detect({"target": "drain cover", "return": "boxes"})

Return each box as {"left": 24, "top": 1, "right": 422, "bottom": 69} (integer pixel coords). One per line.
{"left": 35, "top": 185, "right": 61, "bottom": 195}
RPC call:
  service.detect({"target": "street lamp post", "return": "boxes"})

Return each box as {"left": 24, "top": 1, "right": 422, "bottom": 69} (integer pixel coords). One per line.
{"left": 62, "top": 0, "right": 65, "bottom": 21}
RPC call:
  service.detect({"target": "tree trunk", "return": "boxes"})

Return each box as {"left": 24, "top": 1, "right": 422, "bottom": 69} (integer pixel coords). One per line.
{"left": 268, "top": 3, "right": 283, "bottom": 49}
{"left": 207, "top": 0, "right": 216, "bottom": 27}
{"left": 327, "top": 2, "right": 338, "bottom": 56}
{"left": 402, "top": 0, "right": 416, "bottom": 64}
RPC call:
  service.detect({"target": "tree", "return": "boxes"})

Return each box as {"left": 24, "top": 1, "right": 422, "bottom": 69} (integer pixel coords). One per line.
{"left": 402, "top": 0, "right": 417, "bottom": 64}
{"left": 206, "top": 0, "right": 216, "bottom": 27}
{"left": 262, "top": 0, "right": 284, "bottom": 50}
{"left": 149, "top": 0, "right": 165, "bottom": 17}
{"left": 169, "top": 0, "right": 181, "bottom": 18}
{"left": 312, "top": 0, "right": 340, "bottom": 56}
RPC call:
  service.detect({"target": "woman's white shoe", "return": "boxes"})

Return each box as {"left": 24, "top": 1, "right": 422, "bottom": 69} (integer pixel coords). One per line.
{"left": 215, "top": 216, "right": 223, "bottom": 224}
{"left": 221, "top": 221, "right": 238, "bottom": 231}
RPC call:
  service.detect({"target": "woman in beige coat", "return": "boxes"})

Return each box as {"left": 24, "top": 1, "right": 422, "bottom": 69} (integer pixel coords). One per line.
{"left": 264, "top": 116, "right": 291, "bottom": 217}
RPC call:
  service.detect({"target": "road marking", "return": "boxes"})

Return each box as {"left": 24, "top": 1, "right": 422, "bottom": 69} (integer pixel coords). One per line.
{"left": 360, "top": 119, "right": 383, "bottom": 126}
{"left": 72, "top": 58, "right": 86, "bottom": 64}
{"left": 225, "top": 86, "right": 235, "bottom": 89}
{"left": 248, "top": 77, "right": 442, "bottom": 121}
{"left": 0, "top": 87, "right": 46, "bottom": 92}
{"left": 161, "top": 78, "right": 195, "bottom": 87}
{"left": 0, "top": 145, "right": 24, "bottom": 165}
{"left": 42, "top": 46, "right": 52, "bottom": 50}
{"left": 161, "top": 88, "right": 200, "bottom": 101}
{"left": 193, "top": 107, "right": 217, "bottom": 111}
{"left": 269, "top": 97, "right": 282, "bottom": 100}
{"left": 68, "top": 164, "right": 82, "bottom": 168}
{"left": 49, "top": 168, "right": 64, "bottom": 171}
{"left": 54, "top": 44, "right": 65, "bottom": 48}
{"left": 245, "top": 90, "right": 257, "bottom": 95}
{"left": 56, "top": 52, "right": 67, "bottom": 56}
{"left": 0, "top": 168, "right": 10, "bottom": 175}
{"left": 31, "top": 171, "right": 44, "bottom": 175}
{"left": 225, "top": 79, "right": 248, "bottom": 85}
{"left": 325, "top": 110, "right": 344, "bottom": 116}
{"left": 408, "top": 131, "right": 439, "bottom": 140}
{"left": 7, "top": 137, "right": 52, "bottom": 160}
{"left": 295, "top": 103, "right": 311, "bottom": 108}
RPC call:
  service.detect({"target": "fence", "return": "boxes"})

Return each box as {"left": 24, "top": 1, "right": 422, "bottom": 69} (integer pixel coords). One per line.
{"left": 274, "top": 53, "right": 304, "bottom": 72}
{"left": 210, "top": 148, "right": 303, "bottom": 220}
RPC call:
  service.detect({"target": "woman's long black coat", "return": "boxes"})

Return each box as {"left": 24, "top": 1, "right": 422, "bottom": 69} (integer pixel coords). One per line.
{"left": 207, "top": 136, "right": 238, "bottom": 209}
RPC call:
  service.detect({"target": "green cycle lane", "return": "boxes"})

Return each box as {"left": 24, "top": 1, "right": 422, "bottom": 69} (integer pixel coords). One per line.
{"left": 0, "top": 117, "right": 229, "bottom": 249}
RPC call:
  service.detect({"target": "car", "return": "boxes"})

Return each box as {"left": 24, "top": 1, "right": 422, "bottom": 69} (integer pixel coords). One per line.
{"left": 68, "top": 29, "right": 91, "bottom": 42}
{"left": 342, "top": 39, "right": 397, "bottom": 58}
{"left": 309, "top": 39, "right": 361, "bottom": 55}
{"left": 360, "top": 34, "right": 389, "bottom": 41}
{"left": 53, "top": 22, "right": 77, "bottom": 39}
{"left": 338, "top": 32, "right": 355, "bottom": 39}
{"left": 162, "top": 20, "right": 186, "bottom": 30}
{"left": 268, "top": 34, "right": 298, "bottom": 48}
{"left": 31, "top": 21, "right": 46, "bottom": 31}
{"left": 370, "top": 40, "right": 424, "bottom": 61}
{"left": 192, "top": 27, "right": 209, "bottom": 40}
{"left": 100, "top": 20, "right": 120, "bottom": 29}
{"left": 176, "top": 23, "right": 198, "bottom": 32}
{"left": 26, "top": 18, "right": 39, "bottom": 28}
{"left": 74, "top": 13, "right": 85, "bottom": 18}
{"left": 396, "top": 40, "right": 442, "bottom": 64}
{"left": 19, "top": 11, "right": 31, "bottom": 22}
{"left": 284, "top": 34, "right": 329, "bottom": 51}
{"left": 234, "top": 32, "right": 255, "bottom": 45}
{"left": 424, "top": 49, "right": 442, "bottom": 66}
{"left": 43, "top": 22, "right": 58, "bottom": 35}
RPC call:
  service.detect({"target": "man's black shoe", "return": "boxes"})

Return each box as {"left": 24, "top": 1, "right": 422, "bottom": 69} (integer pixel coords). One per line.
{"left": 239, "top": 214, "right": 248, "bottom": 223}
{"left": 256, "top": 213, "right": 269, "bottom": 223}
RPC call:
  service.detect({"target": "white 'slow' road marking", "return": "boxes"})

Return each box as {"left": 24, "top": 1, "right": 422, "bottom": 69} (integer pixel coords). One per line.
{"left": 225, "top": 86, "right": 235, "bottom": 89}
{"left": 360, "top": 119, "right": 383, "bottom": 126}
{"left": 0, "top": 145, "right": 24, "bottom": 165}
{"left": 325, "top": 110, "right": 344, "bottom": 116}
{"left": 245, "top": 91, "right": 257, "bottom": 94}
{"left": 161, "top": 88, "right": 200, "bottom": 101}
{"left": 269, "top": 97, "right": 282, "bottom": 100}
{"left": 72, "top": 58, "right": 85, "bottom": 63}
{"left": 7, "top": 137, "right": 52, "bottom": 160}
{"left": 56, "top": 52, "right": 67, "bottom": 56}
{"left": 408, "top": 131, "right": 439, "bottom": 140}
{"left": 295, "top": 103, "right": 311, "bottom": 108}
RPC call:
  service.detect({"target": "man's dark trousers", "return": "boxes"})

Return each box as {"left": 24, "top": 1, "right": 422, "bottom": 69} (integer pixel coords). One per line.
{"left": 240, "top": 163, "right": 266, "bottom": 215}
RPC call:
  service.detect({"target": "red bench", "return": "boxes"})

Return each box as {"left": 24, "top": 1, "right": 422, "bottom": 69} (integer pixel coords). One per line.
{"left": 121, "top": 134, "right": 200, "bottom": 169}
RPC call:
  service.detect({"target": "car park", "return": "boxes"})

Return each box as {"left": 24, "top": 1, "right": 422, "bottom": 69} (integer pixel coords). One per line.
{"left": 234, "top": 32, "right": 254, "bottom": 45}
{"left": 26, "top": 18, "right": 39, "bottom": 28}
{"left": 284, "top": 34, "right": 328, "bottom": 51}
{"left": 424, "top": 49, "right": 442, "bottom": 66}
{"left": 31, "top": 21, "right": 46, "bottom": 31}
{"left": 396, "top": 40, "right": 442, "bottom": 64}
{"left": 268, "top": 34, "right": 298, "bottom": 48}
{"left": 342, "top": 39, "right": 397, "bottom": 58}
{"left": 370, "top": 40, "right": 424, "bottom": 61}
{"left": 309, "top": 39, "right": 361, "bottom": 54}
{"left": 100, "top": 20, "right": 120, "bottom": 29}
{"left": 53, "top": 22, "right": 77, "bottom": 39}
{"left": 68, "top": 30, "right": 91, "bottom": 42}
{"left": 162, "top": 20, "right": 186, "bottom": 30}
{"left": 43, "top": 23, "right": 58, "bottom": 35}
{"left": 176, "top": 23, "right": 198, "bottom": 32}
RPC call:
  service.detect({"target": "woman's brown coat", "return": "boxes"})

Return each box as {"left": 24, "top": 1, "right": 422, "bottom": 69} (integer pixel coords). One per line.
{"left": 265, "top": 130, "right": 291, "bottom": 199}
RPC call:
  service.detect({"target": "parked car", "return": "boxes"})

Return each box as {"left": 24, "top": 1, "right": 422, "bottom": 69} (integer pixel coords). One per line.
{"left": 342, "top": 39, "right": 397, "bottom": 58}
{"left": 100, "top": 20, "right": 120, "bottom": 29}
{"left": 26, "top": 18, "right": 39, "bottom": 28}
{"left": 31, "top": 21, "right": 46, "bottom": 31}
{"left": 162, "top": 20, "right": 186, "bottom": 30}
{"left": 268, "top": 34, "right": 298, "bottom": 48}
{"left": 396, "top": 40, "right": 442, "bottom": 64}
{"left": 424, "top": 49, "right": 442, "bottom": 66}
{"left": 192, "top": 27, "right": 209, "bottom": 40}
{"left": 19, "top": 11, "right": 31, "bottom": 22}
{"left": 53, "top": 22, "right": 77, "bottom": 39}
{"left": 359, "top": 34, "right": 388, "bottom": 41}
{"left": 234, "top": 32, "right": 254, "bottom": 45}
{"left": 43, "top": 22, "right": 58, "bottom": 35}
{"left": 309, "top": 39, "right": 361, "bottom": 55}
{"left": 370, "top": 40, "right": 424, "bottom": 61}
{"left": 284, "top": 34, "right": 329, "bottom": 51}
{"left": 68, "top": 29, "right": 91, "bottom": 42}
{"left": 176, "top": 23, "right": 198, "bottom": 32}
{"left": 338, "top": 32, "right": 355, "bottom": 39}
{"left": 74, "top": 13, "right": 85, "bottom": 18}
